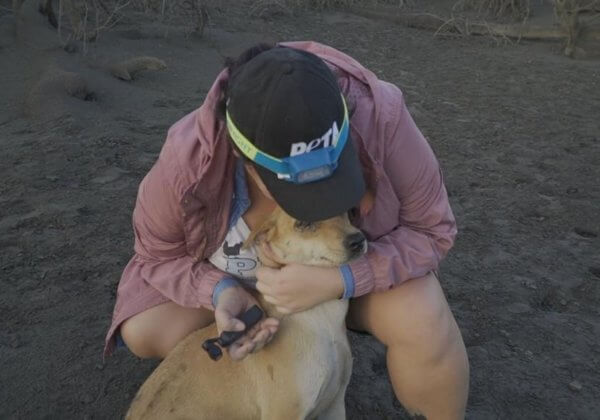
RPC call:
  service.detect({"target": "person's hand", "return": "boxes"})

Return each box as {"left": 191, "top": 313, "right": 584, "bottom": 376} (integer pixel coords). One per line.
{"left": 256, "top": 264, "right": 344, "bottom": 315}
{"left": 214, "top": 286, "right": 279, "bottom": 361}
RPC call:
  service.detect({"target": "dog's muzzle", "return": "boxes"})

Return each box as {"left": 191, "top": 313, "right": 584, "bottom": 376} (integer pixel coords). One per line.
{"left": 344, "top": 232, "right": 367, "bottom": 259}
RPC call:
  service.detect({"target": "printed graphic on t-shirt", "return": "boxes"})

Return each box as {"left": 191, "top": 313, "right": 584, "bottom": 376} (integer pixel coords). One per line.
{"left": 222, "top": 240, "right": 257, "bottom": 277}
{"left": 209, "top": 218, "right": 259, "bottom": 286}
{"left": 223, "top": 240, "right": 243, "bottom": 256}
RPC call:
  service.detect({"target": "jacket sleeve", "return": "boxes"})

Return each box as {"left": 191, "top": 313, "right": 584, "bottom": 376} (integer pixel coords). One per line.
{"left": 348, "top": 90, "right": 457, "bottom": 297}
{"left": 126, "top": 158, "right": 225, "bottom": 310}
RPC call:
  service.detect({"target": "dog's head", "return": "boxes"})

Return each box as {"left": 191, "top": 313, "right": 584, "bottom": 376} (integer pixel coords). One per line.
{"left": 246, "top": 208, "right": 367, "bottom": 268}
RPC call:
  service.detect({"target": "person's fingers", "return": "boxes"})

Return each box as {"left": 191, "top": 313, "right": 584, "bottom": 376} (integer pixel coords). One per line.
{"left": 244, "top": 314, "right": 270, "bottom": 336}
{"left": 229, "top": 340, "right": 255, "bottom": 360}
{"left": 249, "top": 319, "right": 278, "bottom": 339}
{"left": 232, "top": 320, "right": 266, "bottom": 344}
{"left": 239, "top": 321, "right": 271, "bottom": 344}
{"left": 215, "top": 301, "right": 280, "bottom": 359}
{"left": 228, "top": 339, "right": 249, "bottom": 360}
{"left": 228, "top": 343, "right": 244, "bottom": 361}
{"left": 218, "top": 315, "right": 275, "bottom": 351}
{"left": 259, "top": 317, "right": 279, "bottom": 329}
{"left": 244, "top": 341, "right": 257, "bottom": 355}
{"left": 214, "top": 310, "right": 245, "bottom": 334}
{"left": 252, "top": 329, "right": 275, "bottom": 351}
{"left": 265, "top": 324, "right": 279, "bottom": 335}
{"left": 230, "top": 322, "right": 278, "bottom": 358}
{"left": 251, "top": 329, "right": 270, "bottom": 345}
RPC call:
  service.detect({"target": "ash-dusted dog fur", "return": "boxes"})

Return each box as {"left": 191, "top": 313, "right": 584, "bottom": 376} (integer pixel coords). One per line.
{"left": 126, "top": 208, "right": 366, "bottom": 420}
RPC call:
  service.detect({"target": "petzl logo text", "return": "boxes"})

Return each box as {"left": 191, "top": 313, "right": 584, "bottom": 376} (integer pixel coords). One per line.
{"left": 290, "top": 120, "right": 340, "bottom": 156}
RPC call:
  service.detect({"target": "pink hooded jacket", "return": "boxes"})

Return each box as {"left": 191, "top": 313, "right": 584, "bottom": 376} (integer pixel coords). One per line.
{"left": 104, "top": 41, "right": 457, "bottom": 356}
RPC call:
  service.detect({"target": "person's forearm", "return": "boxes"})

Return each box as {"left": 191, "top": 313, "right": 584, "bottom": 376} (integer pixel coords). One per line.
{"left": 134, "top": 255, "right": 226, "bottom": 309}
{"left": 348, "top": 224, "right": 455, "bottom": 297}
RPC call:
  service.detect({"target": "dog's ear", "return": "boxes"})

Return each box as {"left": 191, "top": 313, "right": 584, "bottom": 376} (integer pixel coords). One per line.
{"left": 244, "top": 213, "right": 277, "bottom": 249}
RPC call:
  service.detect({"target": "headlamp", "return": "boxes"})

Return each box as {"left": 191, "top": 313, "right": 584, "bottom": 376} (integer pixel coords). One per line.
{"left": 226, "top": 96, "right": 349, "bottom": 184}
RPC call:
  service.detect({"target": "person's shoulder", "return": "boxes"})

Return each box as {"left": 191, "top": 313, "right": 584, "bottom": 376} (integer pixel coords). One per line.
{"left": 161, "top": 109, "right": 202, "bottom": 166}
{"left": 373, "top": 79, "right": 405, "bottom": 118}
{"left": 152, "top": 68, "right": 230, "bottom": 199}
{"left": 157, "top": 107, "right": 219, "bottom": 193}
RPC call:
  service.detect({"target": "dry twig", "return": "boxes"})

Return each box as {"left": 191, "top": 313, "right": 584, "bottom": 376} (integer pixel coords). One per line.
{"left": 455, "top": 0, "right": 530, "bottom": 21}
{"left": 553, "top": 0, "right": 599, "bottom": 56}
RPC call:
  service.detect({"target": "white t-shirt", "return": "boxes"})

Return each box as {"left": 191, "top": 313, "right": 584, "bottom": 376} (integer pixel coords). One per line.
{"left": 208, "top": 216, "right": 260, "bottom": 289}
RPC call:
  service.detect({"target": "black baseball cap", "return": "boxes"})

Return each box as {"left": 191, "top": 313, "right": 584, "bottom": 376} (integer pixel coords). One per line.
{"left": 226, "top": 46, "right": 365, "bottom": 222}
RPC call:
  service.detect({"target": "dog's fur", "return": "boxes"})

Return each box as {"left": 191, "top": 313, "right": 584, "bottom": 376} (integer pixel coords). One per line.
{"left": 126, "top": 208, "right": 365, "bottom": 420}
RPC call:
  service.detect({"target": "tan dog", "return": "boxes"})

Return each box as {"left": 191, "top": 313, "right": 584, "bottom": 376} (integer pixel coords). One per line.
{"left": 126, "top": 208, "right": 366, "bottom": 420}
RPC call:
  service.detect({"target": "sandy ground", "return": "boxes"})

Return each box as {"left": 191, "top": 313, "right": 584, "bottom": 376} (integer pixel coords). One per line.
{"left": 1, "top": 1, "right": 599, "bottom": 419}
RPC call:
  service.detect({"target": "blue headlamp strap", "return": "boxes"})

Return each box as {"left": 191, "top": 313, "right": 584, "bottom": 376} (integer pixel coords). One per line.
{"left": 226, "top": 95, "right": 350, "bottom": 184}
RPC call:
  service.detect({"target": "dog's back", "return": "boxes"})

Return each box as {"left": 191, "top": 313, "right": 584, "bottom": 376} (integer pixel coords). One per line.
{"left": 126, "top": 298, "right": 351, "bottom": 420}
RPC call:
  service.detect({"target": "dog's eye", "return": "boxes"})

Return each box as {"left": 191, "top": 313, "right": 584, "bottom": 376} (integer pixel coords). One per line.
{"left": 294, "top": 220, "right": 316, "bottom": 232}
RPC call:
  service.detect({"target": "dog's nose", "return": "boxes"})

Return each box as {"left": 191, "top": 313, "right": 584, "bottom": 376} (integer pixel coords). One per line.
{"left": 344, "top": 232, "right": 366, "bottom": 255}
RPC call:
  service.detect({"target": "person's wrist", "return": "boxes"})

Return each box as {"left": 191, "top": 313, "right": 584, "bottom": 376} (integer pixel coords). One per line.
{"left": 324, "top": 266, "right": 344, "bottom": 300}
{"left": 212, "top": 277, "right": 241, "bottom": 307}
{"left": 338, "top": 264, "right": 355, "bottom": 300}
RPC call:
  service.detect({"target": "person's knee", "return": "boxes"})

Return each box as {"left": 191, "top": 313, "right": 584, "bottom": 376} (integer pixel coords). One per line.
{"left": 411, "top": 301, "right": 462, "bottom": 365}
{"left": 120, "top": 317, "right": 165, "bottom": 359}
{"left": 120, "top": 315, "right": 187, "bottom": 359}
{"left": 120, "top": 304, "right": 215, "bottom": 359}
{"left": 390, "top": 302, "right": 453, "bottom": 358}
{"left": 375, "top": 276, "right": 464, "bottom": 364}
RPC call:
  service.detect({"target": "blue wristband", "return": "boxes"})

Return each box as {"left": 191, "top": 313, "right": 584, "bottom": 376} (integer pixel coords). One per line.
{"left": 212, "top": 277, "right": 241, "bottom": 307}
{"left": 339, "top": 264, "right": 355, "bottom": 300}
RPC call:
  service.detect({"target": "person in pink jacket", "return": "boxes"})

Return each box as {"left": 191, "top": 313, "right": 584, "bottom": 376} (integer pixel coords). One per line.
{"left": 105, "top": 42, "right": 469, "bottom": 419}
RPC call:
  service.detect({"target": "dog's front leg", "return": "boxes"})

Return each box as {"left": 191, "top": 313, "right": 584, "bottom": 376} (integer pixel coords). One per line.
{"left": 315, "top": 392, "right": 346, "bottom": 420}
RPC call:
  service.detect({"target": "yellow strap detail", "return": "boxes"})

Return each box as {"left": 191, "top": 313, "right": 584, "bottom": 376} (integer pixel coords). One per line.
{"left": 226, "top": 111, "right": 282, "bottom": 162}
{"left": 226, "top": 95, "right": 348, "bottom": 163}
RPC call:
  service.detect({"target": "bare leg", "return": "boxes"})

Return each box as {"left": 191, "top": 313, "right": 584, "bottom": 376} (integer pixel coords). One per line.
{"left": 120, "top": 302, "right": 214, "bottom": 359}
{"left": 348, "top": 272, "right": 469, "bottom": 420}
